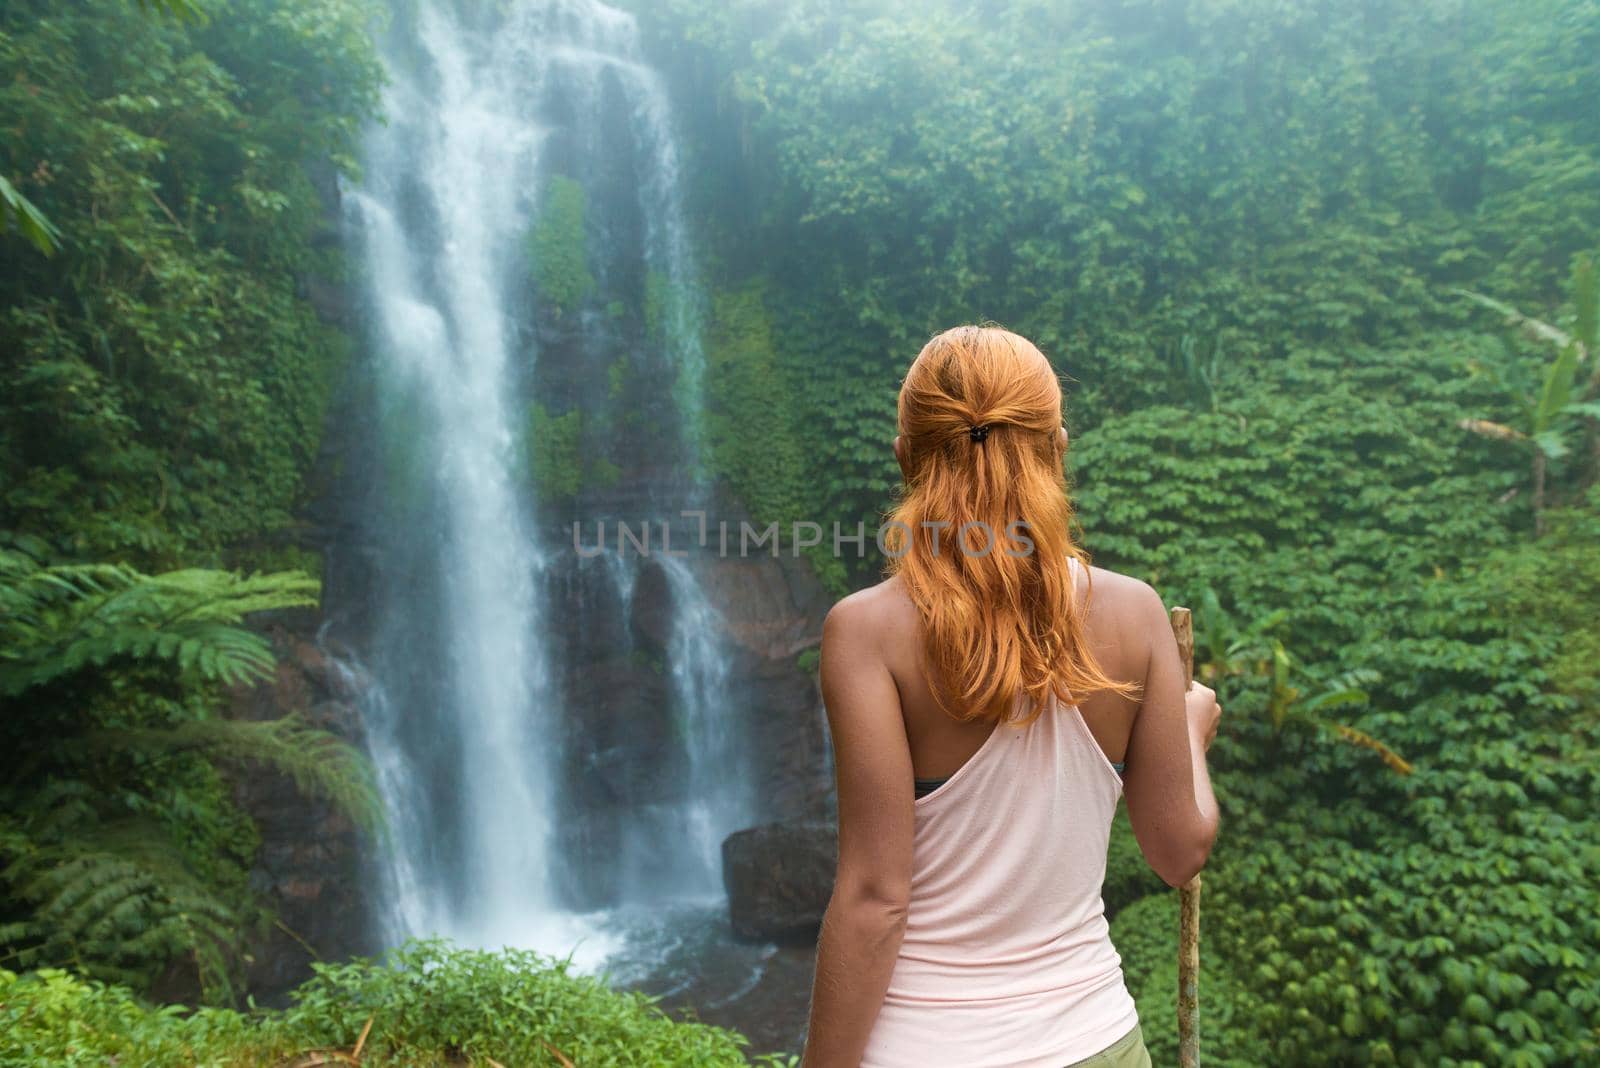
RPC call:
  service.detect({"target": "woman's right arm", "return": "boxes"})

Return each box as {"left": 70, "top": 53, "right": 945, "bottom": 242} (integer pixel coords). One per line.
{"left": 1121, "top": 580, "right": 1221, "bottom": 887}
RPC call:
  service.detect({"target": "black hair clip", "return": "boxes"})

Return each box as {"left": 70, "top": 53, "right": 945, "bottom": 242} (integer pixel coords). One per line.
{"left": 969, "top": 424, "right": 991, "bottom": 443}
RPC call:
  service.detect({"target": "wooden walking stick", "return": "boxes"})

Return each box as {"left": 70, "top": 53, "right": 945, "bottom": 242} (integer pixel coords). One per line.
{"left": 1170, "top": 606, "right": 1202, "bottom": 1068}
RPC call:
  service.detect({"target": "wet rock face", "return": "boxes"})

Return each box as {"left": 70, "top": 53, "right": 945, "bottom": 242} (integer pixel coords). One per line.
{"left": 722, "top": 821, "right": 838, "bottom": 943}
{"left": 542, "top": 541, "right": 837, "bottom": 908}
{"left": 227, "top": 607, "right": 379, "bottom": 1004}
{"left": 703, "top": 539, "right": 838, "bottom": 826}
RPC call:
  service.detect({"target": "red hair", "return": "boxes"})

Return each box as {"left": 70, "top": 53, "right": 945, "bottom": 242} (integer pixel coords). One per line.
{"left": 885, "top": 325, "right": 1140, "bottom": 725}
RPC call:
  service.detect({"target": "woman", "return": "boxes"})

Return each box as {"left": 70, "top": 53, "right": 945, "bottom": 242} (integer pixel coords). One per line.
{"left": 800, "top": 325, "right": 1222, "bottom": 1068}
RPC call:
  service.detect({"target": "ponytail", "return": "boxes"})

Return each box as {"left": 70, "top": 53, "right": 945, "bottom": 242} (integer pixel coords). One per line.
{"left": 885, "top": 325, "right": 1140, "bottom": 725}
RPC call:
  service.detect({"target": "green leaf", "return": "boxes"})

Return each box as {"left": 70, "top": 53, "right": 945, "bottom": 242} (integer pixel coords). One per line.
{"left": 1532, "top": 343, "right": 1579, "bottom": 434}
{"left": 0, "top": 175, "right": 61, "bottom": 256}
{"left": 1531, "top": 430, "right": 1570, "bottom": 461}
{"left": 1562, "top": 401, "right": 1600, "bottom": 421}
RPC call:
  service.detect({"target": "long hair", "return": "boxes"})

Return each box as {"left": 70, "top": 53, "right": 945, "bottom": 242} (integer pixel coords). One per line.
{"left": 886, "top": 325, "right": 1141, "bottom": 726}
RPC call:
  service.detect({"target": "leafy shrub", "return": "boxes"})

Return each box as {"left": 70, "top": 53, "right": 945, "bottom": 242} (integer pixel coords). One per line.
{"left": 1081, "top": 349, "right": 1600, "bottom": 1064}
{"left": 704, "top": 285, "right": 809, "bottom": 527}
{"left": 1492, "top": 484, "right": 1600, "bottom": 702}
{"left": 0, "top": 545, "right": 376, "bottom": 1002}
{"left": 0, "top": 967, "right": 261, "bottom": 1068}
{"left": 276, "top": 939, "right": 784, "bottom": 1066}
{"left": 1112, "top": 892, "right": 1268, "bottom": 1068}
{"left": 0, "top": 940, "right": 800, "bottom": 1067}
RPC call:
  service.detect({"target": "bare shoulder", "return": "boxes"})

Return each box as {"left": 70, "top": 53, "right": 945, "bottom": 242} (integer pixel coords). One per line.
{"left": 823, "top": 574, "right": 917, "bottom": 648}
{"left": 1083, "top": 563, "right": 1162, "bottom": 612}
{"left": 1081, "top": 563, "right": 1169, "bottom": 646}
{"left": 819, "top": 578, "right": 913, "bottom": 717}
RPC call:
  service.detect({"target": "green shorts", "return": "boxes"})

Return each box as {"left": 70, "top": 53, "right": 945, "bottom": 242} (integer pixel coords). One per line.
{"left": 1061, "top": 1023, "right": 1152, "bottom": 1068}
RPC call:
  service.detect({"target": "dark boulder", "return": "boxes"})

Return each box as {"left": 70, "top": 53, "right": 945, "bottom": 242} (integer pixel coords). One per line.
{"left": 722, "top": 820, "right": 837, "bottom": 943}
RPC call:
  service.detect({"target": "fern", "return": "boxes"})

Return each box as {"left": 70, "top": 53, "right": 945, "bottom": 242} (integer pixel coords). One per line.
{"left": 0, "top": 550, "right": 318, "bottom": 696}
{"left": 0, "top": 549, "right": 376, "bottom": 1001}
{"left": 0, "top": 812, "right": 248, "bottom": 1001}
{"left": 83, "top": 717, "right": 382, "bottom": 835}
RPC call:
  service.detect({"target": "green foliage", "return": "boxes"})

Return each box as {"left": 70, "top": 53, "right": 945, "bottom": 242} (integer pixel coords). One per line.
{"left": 1492, "top": 486, "right": 1600, "bottom": 703}
{"left": 528, "top": 176, "right": 596, "bottom": 315}
{"left": 0, "top": 0, "right": 383, "bottom": 569}
{"left": 0, "top": 547, "right": 319, "bottom": 695}
{"left": 0, "top": 174, "right": 60, "bottom": 255}
{"left": 1456, "top": 254, "right": 1600, "bottom": 504}
{"left": 0, "top": 814, "right": 251, "bottom": 1007}
{"left": 525, "top": 402, "right": 586, "bottom": 502}
{"left": 1452, "top": 254, "right": 1600, "bottom": 550}
{"left": 522, "top": 399, "right": 630, "bottom": 502}
{"left": 275, "top": 939, "right": 788, "bottom": 1066}
{"left": 0, "top": 547, "right": 377, "bottom": 1002}
{"left": 520, "top": 399, "right": 627, "bottom": 504}
{"left": 1576, "top": 255, "right": 1599, "bottom": 358}
{"left": 0, "top": 0, "right": 217, "bottom": 254}
{"left": 1101, "top": 807, "right": 1164, "bottom": 922}
{"left": 0, "top": 940, "right": 800, "bottom": 1066}
{"left": 134, "top": 0, "right": 209, "bottom": 23}
{"left": 703, "top": 284, "right": 811, "bottom": 524}
{"left": 0, "top": 967, "right": 255, "bottom": 1067}
{"left": 635, "top": 0, "right": 1600, "bottom": 577}
{"left": 1073, "top": 347, "right": 1600, "bottom": 1062}
{"left": 1070, "top": 342, "right": 1525, "bottom": 593}
{"left": 1113, "top": 893, "right": 1269, "bottom": 1068}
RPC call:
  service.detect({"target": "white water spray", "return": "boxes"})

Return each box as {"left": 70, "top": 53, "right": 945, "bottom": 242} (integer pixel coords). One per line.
{"left": 340, "top": 0, "right": 746, "bottom": 965}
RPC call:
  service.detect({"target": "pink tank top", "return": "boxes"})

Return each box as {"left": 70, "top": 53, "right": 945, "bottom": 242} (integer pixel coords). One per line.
{"left": 859, "top": 562, "right": 1140, "bottom": 1068}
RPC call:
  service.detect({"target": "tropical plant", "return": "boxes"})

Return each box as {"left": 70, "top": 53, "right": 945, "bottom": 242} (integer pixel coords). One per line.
{"left": 0, "top": 543, "right": 378, "bottom": 1001}
{"left": 1456, "top": 254, "right": 1600, "bottom": 530}
{"left": 1, "top": 0, "right": 211, "bottom": 258}
{"left": 0, "top": 0, "right": 383, "bottom": 568}
{"left": 1260, "top": 648, "right": 1412, "bottom": 775}
{"left": 0, "top": 939, "right": 806, "bottom": 1066}
{"left": 525, "top": 401, "right": 586, "bottom": 501}
{"left": 1188, "top": 590, "right": 1411, "bottom": 774}
{"left": 1189, "top": 586, "right": 1288, "bottom": 685}
{"left": 0, "top": 174, "right": 59, "bottom": 255}
{"left": 1164, "top": 334, "right": 1226, "bottom": 412}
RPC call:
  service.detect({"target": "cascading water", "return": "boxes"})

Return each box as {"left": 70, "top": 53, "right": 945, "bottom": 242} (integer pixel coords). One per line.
{"left": 338, "top": 0, "right": 752, "bottom": 964}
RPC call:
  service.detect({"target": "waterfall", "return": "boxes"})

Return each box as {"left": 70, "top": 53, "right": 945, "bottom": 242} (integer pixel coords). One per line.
{"left": 339, "top": 0, "right": 748, "bottom": 963}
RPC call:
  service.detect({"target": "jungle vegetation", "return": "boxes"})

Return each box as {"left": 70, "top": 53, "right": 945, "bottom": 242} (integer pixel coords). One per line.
{"left": 3, "top": 0, "right": 1598, "bottom": 1065}
{"left": 1, "top": 0, "right": 393, "bottom": 1037}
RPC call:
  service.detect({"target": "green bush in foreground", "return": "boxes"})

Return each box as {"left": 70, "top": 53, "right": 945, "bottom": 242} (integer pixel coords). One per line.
{"left": 0, "top": 939, "right": 800, "bottom": 1067}
{"left": 1112, "top": 892, "right": 1269, "bottom": 1068}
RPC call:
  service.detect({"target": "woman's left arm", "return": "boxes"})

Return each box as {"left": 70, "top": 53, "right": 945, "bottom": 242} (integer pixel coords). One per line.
{"left": 800, "top": 595, "right": 916, "bottom": 1068}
